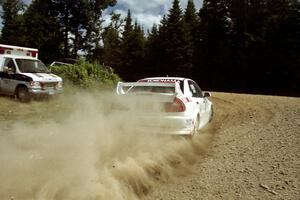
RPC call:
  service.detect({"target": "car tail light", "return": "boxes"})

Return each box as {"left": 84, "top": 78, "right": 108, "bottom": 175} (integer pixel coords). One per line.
{"left": 165, "top": 97, "right": 186, "bottom": 112}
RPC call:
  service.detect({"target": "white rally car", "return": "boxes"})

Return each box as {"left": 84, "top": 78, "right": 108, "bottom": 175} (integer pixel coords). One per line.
{"left": 116, "top": 77, "right": 213, "bottom": 136}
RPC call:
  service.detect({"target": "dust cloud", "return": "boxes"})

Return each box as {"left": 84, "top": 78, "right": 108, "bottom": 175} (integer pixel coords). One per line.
{"left": 0, "top": 91, "right": 213, "bottom": 200}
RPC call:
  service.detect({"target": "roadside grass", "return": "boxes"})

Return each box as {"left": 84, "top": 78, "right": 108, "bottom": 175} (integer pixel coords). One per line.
{"left": 0, "top": 94, "right": 72, "bottom": 130}
{"left": 0, "top": 85, "right": 115, "bottom": 131}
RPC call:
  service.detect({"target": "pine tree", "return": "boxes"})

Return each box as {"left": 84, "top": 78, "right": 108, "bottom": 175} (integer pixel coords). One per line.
{"left": 146, "top": 0, "right": 299, "bottom": 94}
{"left": 157, "top": 15, "right": 169, "bottom": 69}
{"left": 22, "top": 0, "right": 63, "bottom": 63}
{"left": 123, "top": 9, "right": 133, "bottom": 40}
{"left": 119, "top": 10, "right": 145, "bottom": 80}
{"left": 0, "top": 0, "right": 25, "bottom": 45}
{"left": 228, "top": 0, "right": 248, "bottom": 89}
{"left": 100, "top": 12, "right": 123, "bottom": 72}
{"left": 145, "top": 24, "right": 162, "bottom": 76}
{"left": 183, "top": 0, "right": 198, "bottom": 76}
{"left": 184, "top": 0, "right": 198, "bottom": 24}
{"left": 84, "top": 0, "right": 117, "bottom": 56}
{"left": 195, "top": 0, "right": 230, "bottom": 89}
{"left": 119, "top": 10, "right": 133, "bottom": 79}
{"left": 130, "top": 22, "right": 146, "bottom": 79}
{"left": 164, "top": 0, "right": 191, "bottom": 76}
{"left": 53, "top": 0, "right": 116, "bottom": 58}
{"left": 250, "top": 0, "right": 300, "bottom": 92}
{"left": 228, "top": 0, "right": 299, "bottom": 93}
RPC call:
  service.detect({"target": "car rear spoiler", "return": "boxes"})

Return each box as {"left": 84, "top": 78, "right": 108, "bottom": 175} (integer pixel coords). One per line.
{"left": 116, "top": 81, "right": 182, "bottom": 95}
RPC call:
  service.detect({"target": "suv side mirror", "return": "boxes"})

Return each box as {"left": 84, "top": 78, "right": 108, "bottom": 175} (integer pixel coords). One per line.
{"left": 3, "top": 66, "right": 12, "bottom": 73}
{"left": 203, "top": 92, "right": 211, "bottom": 97}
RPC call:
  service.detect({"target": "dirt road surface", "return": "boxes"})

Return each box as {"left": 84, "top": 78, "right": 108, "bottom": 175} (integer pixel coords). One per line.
{"left": 0, "top": 92, "right": 299, "bottom": 199}
{"left": 145, "top": 93, "right": 300, "bottom": 200}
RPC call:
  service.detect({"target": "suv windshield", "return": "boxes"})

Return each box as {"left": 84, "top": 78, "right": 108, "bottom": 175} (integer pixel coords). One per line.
{"left": 16, "top": 59, "right": 49, "bottom": 73}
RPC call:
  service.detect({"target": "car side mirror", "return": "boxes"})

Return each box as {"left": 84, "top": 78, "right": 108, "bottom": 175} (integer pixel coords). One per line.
{"left": 203, "top": 92, "right": 211, "bottom": 97}
{"left": 3, "top": 66, "right": 12, "bottom": 73}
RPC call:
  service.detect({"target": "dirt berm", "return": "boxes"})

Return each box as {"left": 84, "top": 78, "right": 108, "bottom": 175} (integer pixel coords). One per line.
{"left": 0, "top": 92, "right": 299, "bottom": 200}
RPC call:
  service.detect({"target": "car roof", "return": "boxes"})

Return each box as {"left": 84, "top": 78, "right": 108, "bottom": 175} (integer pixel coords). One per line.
{"left": 2, "top": 55, "right": 39, "bottom": 60}
{"left": 140, "top": 77, "right": 186, "bottom": 81}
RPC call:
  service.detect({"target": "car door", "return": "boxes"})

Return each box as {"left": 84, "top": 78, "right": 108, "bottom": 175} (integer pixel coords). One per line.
{"left": 192, "top": 81, "right": 210, "bottom": 112}
{"left": 187, "top": 80, "right": 205, "bottom": 114}
{"left": 0, "top": 58, "right": 17, "bottom": 94}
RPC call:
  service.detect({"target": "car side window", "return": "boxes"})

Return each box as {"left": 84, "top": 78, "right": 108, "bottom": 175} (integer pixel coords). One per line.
{"left": 185, "top": 81, "right": 193, "bottom": 97}
{"left": 188, "top": 80, "right": 203, "bottom": 97}
{"left": 4, "top": 58, "right": 16, "bottom": 73}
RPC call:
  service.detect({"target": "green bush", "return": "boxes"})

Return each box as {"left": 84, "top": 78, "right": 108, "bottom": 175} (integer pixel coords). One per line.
{"left": 50, "top": 60, "right": 121, "bottom": 89}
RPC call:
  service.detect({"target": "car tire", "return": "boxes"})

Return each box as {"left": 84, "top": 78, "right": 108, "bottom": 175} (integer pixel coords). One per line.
{"left": 209, "top": 105, "right": 214, "bottom": 122}
{"left": 192, "top": 115, "right": 200, "bottom": 135}
{"left": 16, "top": 86, "right": 31, "bottom": 102}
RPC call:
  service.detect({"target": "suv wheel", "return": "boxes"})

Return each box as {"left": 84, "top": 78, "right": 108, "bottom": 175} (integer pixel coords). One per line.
{"left": 16, "top": 86, "right": 30, "bottom": 102}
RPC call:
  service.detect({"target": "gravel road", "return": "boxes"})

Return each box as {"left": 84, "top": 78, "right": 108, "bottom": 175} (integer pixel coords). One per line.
{"left": 0, "top": 92, "right": 299, "bottom": 200}
{"left": 145, "top": 92, "right": 300, "bottom": 200}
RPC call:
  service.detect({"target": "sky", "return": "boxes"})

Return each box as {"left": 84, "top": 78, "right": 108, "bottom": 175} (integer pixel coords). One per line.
{"left": 102, "top": 0, "right": 203, "bottom": 30}
{"left": 1, "top": 0, "right": 203, "bottom": 31}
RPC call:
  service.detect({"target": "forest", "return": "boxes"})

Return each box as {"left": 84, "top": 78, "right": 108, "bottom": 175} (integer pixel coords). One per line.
{"left": 0, "top": 0, "right": 299, "bottom": 95}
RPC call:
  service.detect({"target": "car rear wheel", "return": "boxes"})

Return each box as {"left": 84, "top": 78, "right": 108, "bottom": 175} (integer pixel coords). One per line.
{"left": 16, "top": 86, "right": 30, "bottom": 102}
{"left": 209, "top": 105, "right": 214, "bottom": 122}
{"left": 192, "top": 115, "right": 200, "bottom": 135}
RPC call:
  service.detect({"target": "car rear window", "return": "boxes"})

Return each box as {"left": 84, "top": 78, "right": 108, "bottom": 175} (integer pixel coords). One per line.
{"left": 128, "top": 86, "right": 175, "bottom": 94}
{"left": 138, "top": 79, "right": 184, "bottom": 94}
